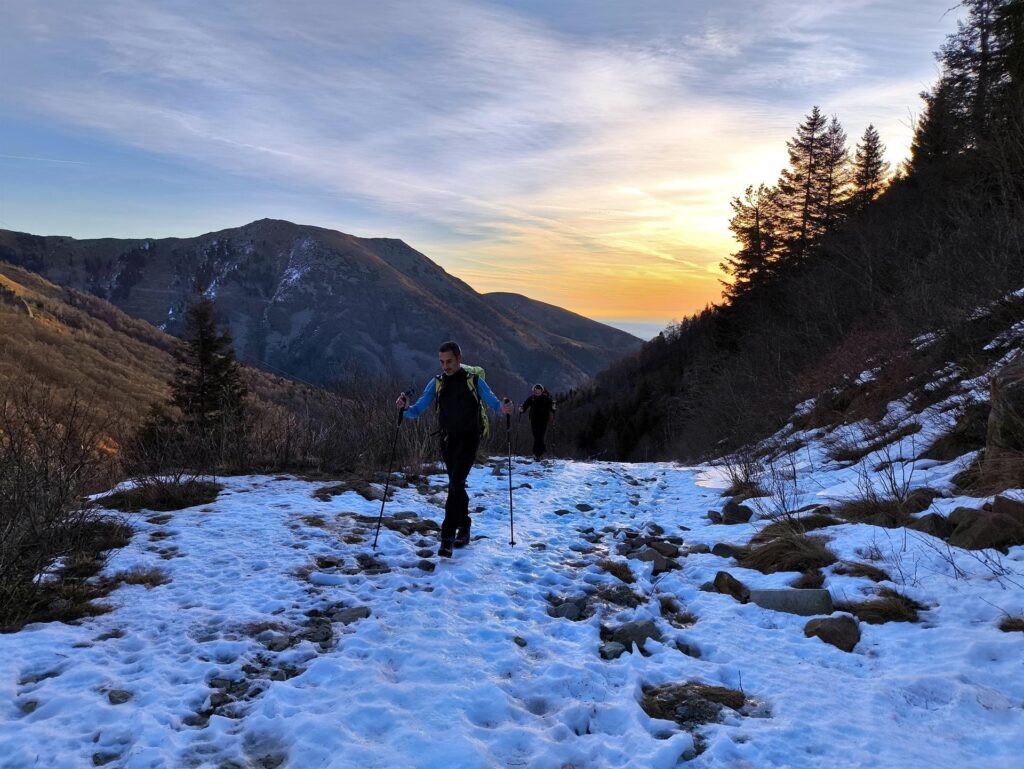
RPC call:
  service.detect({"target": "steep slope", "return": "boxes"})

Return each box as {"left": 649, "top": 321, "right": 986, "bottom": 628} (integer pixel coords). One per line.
{"left": 0, "top": 221, "right": 640, "bottom": 394}
{"left": 482, "top": 292, "right": 642, "bottom": 383}
{"left": 0, "top": 260, "right": 325, "bottom": 429}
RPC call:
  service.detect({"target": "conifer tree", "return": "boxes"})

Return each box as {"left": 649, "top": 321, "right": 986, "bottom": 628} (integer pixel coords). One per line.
{"left": 851, "top": 124, "right": 891, "bottom": 211}
{"left": 819, "top": 116, "right": 852, "bottom": 229}
{"left": 722, "top": 184, "right": 782, "bottom": 298}
{"left": 170, "top": 298, "right": 248, "bottom": 466}
{"left": 777, "top": 106, "right": 829, "bottom": 259}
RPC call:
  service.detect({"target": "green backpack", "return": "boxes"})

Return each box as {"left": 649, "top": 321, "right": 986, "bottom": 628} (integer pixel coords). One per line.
{"left": 434, "top": 364, "right": 489, "bottom": 437}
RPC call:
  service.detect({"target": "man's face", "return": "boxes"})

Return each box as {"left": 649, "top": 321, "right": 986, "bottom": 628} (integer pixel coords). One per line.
{"left": 533, "top": 386, "right": 543, "bottom": 396}
{"left": 439, "top": 350, "right": 461, "bottom": 376}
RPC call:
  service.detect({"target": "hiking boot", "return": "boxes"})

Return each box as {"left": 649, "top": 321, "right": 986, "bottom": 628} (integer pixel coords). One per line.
{"left": 438, "top": 539, "right": 455, "bottom": 558}
{"left": 454, "top": 522, "right": 471, "bottom": 548}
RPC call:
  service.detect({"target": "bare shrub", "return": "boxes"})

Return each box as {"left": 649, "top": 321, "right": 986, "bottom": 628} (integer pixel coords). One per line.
{"left": 716, "top": 450, "right": 767, "bottom": 500}
{"left": 0, "top": 379, "right": 125, "bottom": 627}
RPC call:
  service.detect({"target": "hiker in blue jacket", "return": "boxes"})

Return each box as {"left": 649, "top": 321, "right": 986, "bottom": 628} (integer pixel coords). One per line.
{"left": 396, "top": 341, "right": 512, "bottom": 557}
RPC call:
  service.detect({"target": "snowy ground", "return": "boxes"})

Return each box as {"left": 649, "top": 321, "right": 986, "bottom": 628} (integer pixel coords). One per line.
{"left": 1, "top": 440, "right": 1022, "bottom": 768}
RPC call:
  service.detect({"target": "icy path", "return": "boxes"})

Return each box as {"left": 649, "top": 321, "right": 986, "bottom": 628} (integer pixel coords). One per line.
{"left": 1, "top": 458, "right": 1022, "bottom": 769}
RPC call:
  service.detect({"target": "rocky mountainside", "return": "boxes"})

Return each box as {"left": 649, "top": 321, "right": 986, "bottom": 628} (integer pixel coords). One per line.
{"left": 0, "top": 220, "right": 641, "bottom": 393}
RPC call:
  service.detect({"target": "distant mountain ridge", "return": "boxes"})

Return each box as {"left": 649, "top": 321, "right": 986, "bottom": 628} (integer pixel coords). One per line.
{"left": 0, "top": 220, "right": 641, "bottom": 393}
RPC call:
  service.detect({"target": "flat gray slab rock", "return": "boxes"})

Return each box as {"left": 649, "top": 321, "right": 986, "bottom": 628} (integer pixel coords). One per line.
{"left": 749, "top": 589, "right": 834, "bottom": 616}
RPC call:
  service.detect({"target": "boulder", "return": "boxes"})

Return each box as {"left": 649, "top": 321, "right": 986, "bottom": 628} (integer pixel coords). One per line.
{"left": 948, "top": 512, "right": 1024, "bottom": 551}
{"left": 804, "top": 615, "right": 860, "bottom": 652}
{"left": 749, "top": 588, "right": 833, "bottom": 616}
{"left": 948, "top": 506, "right": 983, "bottom": 529}
{"left": 647, "top": 540, "right": 681, "bottom": 558}
{"left": 712, "top": 571, "right": 750, "bottom": 603}
{"left": 992, "top": 495, "right": 1024, "bottom": 526}
{"left": 687, "top": 543, "right": 711, "bottom": 555}
{"left": 707, "top": 510, "right": 723, "bottom": 524}
{"left": 907, "top": 513, "right": 955, "bottom": 540}
{"left": 987, "top": 355, "right": 1024, "bottom": 452}
{"left": 332, "top": 606, "right": 371, "bottom": 625}
{"left": 722, "top": 498, "right": 754, "bottom": 525}
{"left": 711, "top": 543, "right": 743, "bottom": 559}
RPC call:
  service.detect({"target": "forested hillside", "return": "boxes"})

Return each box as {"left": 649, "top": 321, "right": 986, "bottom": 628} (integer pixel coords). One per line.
{"left": 563, "top": 0, "right": 1024, "bottom": 462}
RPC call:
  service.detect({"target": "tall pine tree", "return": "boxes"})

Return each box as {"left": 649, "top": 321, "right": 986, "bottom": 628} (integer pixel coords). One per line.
{"left": 819, "top": 116, "right": 852, "bottom": 229}
{"left": 722, "top": 184, "right": 782, "bottom": 298}
{"left": 851, "top": 124, "right": 890, "bottom": 212}
{"left": 170, "top": 298, "right": 248, "bottom": 467}
{"left": 777, "top": 106, "right": 829, "bottom": 260}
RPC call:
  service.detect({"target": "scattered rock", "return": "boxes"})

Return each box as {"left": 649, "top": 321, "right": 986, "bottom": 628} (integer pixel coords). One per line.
{"left": 596, "top": 585, "right": 644, "bottom": 609}
{"left": 417, "top": 559, "right": 436, "bottom": 572}
{"left": 748, "top": 589, "right": 834, "bottom": 616}
{"left": 687, "top": 543, "right": 711, "bottom": 555}
{"left": 610, "top": 620, "right": 662, "bottom": 652}
{"left": 599, "top": 641, "right": 627, "bottom": 660}
{"left": 907, "top": 513, "right": 955, "bottom": 540}
{"left": 641, "top": 682, "right": 746, "bottom": 730}
{"left": 554, "top": 509, "right": 572, "bottom": 517}
{"left": 711, "top": 543, "right": 743, "bottom": 559}
{"left": 576, "top": 503, "right": 595, "bottom": 512}
{"left": 332, "top": 606, "right": 371, "bottom": 625}
{"left": 948, "top": 511, "right": 1024, "bottom": 551}
{"left": 530, "top": 542, "right": 547, "bottom": 550}
{"left": 647, "top": 540, "right": 681, "bottom": 558}
{"left": 92, "top": 752, "right": 121, "bottom": 766}
{"left": 993, "top": 495, "right": 1024, "bottom": 526}
{"left": 707, "top": 510, "right": 723, "bottom": 524}
{"left": 106, "top": 689, "right": 132, "bottom": 705}
{"left": 804, "top": 615, "right": 860, "bottom": 652}
{"left": 722, "top": 498, "right": 754, "bottom": 525}
{"left": 712, "top": 571, "right": 750, "bottom": 603}
{"left": 549, "top": 597, "right": 589, "bottom": 621}
{"left": 261, "top": 633, "right": 291, "bottom": 652}
{"left": 513, "top": 636, "right": 528, "bottom": 647}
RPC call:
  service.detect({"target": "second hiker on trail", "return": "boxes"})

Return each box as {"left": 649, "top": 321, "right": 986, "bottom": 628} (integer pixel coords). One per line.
{"left": 396, "top": 341, "right": 512, "bottom": 558}
{"left": 520, "top": 383, "right": 556, "bottom": 460}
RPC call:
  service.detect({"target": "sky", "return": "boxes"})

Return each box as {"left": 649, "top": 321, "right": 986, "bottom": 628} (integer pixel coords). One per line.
{"left": 0, "top": 1, "right": 960, "bottom": 339}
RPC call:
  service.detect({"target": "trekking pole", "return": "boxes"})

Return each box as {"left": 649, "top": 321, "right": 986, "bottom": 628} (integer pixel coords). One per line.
{"left": 504, "top": 400, "right": 516, "bottom": 547}
{"left": 373, "top": 400, "right": 406, "bottom": 551}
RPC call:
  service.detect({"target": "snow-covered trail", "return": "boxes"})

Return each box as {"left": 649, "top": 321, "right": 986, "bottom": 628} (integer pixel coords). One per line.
{"left": 1, "top": 456, "right": 1022, "bottom": 769}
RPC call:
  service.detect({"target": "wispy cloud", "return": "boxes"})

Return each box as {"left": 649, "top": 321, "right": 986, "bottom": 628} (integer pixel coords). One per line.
{"left": 0, "top": 0, "right": 958, "bottom": 323}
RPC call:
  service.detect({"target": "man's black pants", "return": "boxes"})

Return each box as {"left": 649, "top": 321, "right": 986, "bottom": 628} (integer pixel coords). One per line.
{"left": 440, "top": 430, "right": 480, "bottom": 541}
{"left": 530, "top": 421, "right": 547, "bottom": 458}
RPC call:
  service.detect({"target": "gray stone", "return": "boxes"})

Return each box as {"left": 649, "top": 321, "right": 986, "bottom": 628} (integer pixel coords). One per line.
{"left": 92, "top": 752, "right": 121, "bottom": 766}
{"left": 907, "top": 513, "right": 955, "bottom": 540}
{"left": 262, "top": 633, "right": 291, "bottom": 652}
{"left": 416, "top": 548, "right": 435, "bottom": 558}
{"left": 707, "top": 510, "right": 723, "bottom": 524}
{"left": 333, "top": 606, "right": 371, "bottom": 625}
{"left": 993, "top": 495, "right": 1024, "bottom": 526}
{"left": 107, "top": 689, "right": 132, "bottom": 705}
{"left": 949, "top": 512, "right": 1024, "bottom": 551}
{"left": 722, "top": 498, "right": 755, "bottom": 525}
{"left": 748, "top": 589, "right": 834, "bottom": 616}
{"left": 647, "top": 540, "right": 680, "bottom": 558}
{"left": 713, "top": 571, "right": 750, "bottom": 603}
{"left": 417, "top": 559, "right": 436, "bottom": 572}
{"left": 550, "top": 599, "right": 588, "bottom": 621}
{"left": 712, "top": 543, "right": 743, "bottom": 559}
{"left": 599, "top": 641, "right": 627, "bottom": 660}
{"left": 804, "top": 615, "right": 861, "bottom": 652}
{"left": 576, "top": 503, "right": 595, "bottom": 512}
{"left": 687, "top": 543, "right": 711, "bottom": 555}
{"left": 513, "top": 636, "right": 528, "bottom": 648}
{"left": 209, "top": 692, "right": 232, "bottom": 708}
{"left": 610, "top": 620, "right": 662, "bottom": 652}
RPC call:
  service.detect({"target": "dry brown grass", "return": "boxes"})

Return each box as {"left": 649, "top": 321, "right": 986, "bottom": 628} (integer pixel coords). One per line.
{"left": 828, "top": 422, "right": 923, "bottom": 464}
{"left": 833, "top": 561, "right": 892, "bottom": 582}
{"left": 791, "top": 570, "right": 825, "bottom": 588}
{"left": 738, "top": 533, "right": 837, "bottom": 574}
{"left": 101, "top": 480, "right": 222, "bottom": 512}
{"left": 110, "top": 566, "right": 171, "bottom": 589}
{"left": 919, "top": 401, "right": 990, "bottom": 461}
{"left": 839, "top": 588, "right": 925, "bottom": 624}
{"left": 598, "top": 559, "right": 636, "bottom": 584}
{"left": 999, "top": 616, "right": 1024, "bottom": 633}
{"left": 833, "top": 487, "right": 940, "bottom": 527}
{"left": 751, "top": 513, "right": 840, "bottom": 544}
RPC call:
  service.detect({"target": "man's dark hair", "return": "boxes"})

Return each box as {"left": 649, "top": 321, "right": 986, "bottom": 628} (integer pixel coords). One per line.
{"left": 439, "top": 341, "right": 462, "bottom": 357}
